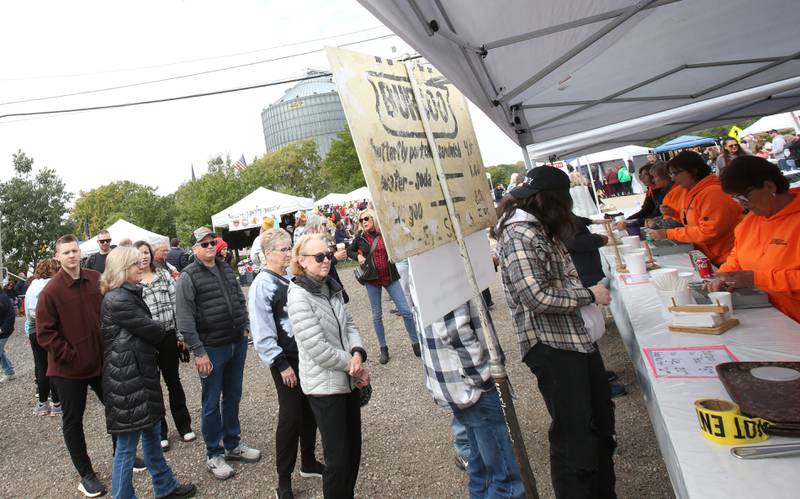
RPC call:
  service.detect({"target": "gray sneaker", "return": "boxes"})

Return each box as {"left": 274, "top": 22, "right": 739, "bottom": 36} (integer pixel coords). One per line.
{"left": 224, "top": 444, "right": 261, "bottom": 463}
{"left": 33, "top": 402, "right": 50, "bottom": 416}
{"left": 207, "top": 454, "right": 235, "bottom": 480}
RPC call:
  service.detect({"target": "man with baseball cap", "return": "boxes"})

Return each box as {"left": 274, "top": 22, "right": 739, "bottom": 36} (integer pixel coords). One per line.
{"left": 176, "top": 227, "right": 260, "bottom": 480}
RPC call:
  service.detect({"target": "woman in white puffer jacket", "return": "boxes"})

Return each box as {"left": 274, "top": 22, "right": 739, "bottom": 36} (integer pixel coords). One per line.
{"left": 287, "top": 234, "right": 369, "bottom": 499}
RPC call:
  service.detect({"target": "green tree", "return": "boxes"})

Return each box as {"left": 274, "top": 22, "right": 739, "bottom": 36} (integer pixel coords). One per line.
{"left": 319, "top": 128, "right": 366, "bottom": 193}
{"left": 0, "top": 150, "right": 72, "bottom": 272}
{"left": 486, "top": 161, "right": 526, "bottom": 187}
{"left": 174, "top": 157, "right": 247, "bottom": 243}
{"left": 70, "top": 181, "right": 176, "bottom": 238}
{"left": 241, "top": 139, "right": 325, "bottom": 198}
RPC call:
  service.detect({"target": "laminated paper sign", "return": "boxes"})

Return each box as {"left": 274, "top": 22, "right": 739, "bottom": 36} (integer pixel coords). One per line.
{"left": 326, "top": 47, "right": 496, "bottom": 261}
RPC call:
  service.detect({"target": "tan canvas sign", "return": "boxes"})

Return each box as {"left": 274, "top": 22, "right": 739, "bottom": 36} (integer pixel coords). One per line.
{"left": 326, "top": 47, "right": 496, "bottom": 262}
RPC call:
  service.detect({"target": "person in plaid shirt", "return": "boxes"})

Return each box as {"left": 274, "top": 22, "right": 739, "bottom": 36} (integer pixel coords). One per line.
{"left": 494, "top": 167, "right": 617, "bottom": 499}
{"left": 417, "top": 298, "right": 523, "bottom": 498}
{"left": 135, "top": 241, "right": 194, "bottom": 449}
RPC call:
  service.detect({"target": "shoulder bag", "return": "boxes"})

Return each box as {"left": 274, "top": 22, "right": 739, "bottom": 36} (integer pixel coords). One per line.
{"left": 353, "top": 236, "right": 380, "bottom": 285}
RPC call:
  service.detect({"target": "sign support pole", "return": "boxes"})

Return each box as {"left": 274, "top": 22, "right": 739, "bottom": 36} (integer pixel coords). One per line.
{"left": 405, "top": 61, "right": 539, "bottom": 499}
{"left": 581, "top": 156, "right": 602, "bottom": 215}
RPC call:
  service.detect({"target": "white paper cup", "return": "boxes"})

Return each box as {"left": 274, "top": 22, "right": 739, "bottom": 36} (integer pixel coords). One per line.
{"left": 708, "top": 291, "right": 733, "bottom": 313}
{"left": 622, "top": 235, "right": 641, "bottom": 249}
{"left": 624, "top": 251, "right": 647, "bottom": 274}
{"left": 657, "top": 289, "right": 695, "bottom": 308}
{"left": 620, "top": 244, "right": 639, "bottom": 255}
{"left": 336, "top": 242, "right": 345, "bottom": 251}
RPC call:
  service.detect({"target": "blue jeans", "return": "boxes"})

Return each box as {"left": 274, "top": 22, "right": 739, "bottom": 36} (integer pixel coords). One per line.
{"left": 452, "top": 415, "right": 471, "bottom": 462}
{"left": 365, "top": 280, "right": 419, "bottom": 347}
{"left": 0, "top": 337, "right": 14, "bottom": 376}
{"left": 112, "top": 420, "right": 179, "bottom": 499}
{"left": 201, "top": 336, "right": 248, "bottom": 458}
{"left": 454, "top": 390, "right": 524, "bottom": 499}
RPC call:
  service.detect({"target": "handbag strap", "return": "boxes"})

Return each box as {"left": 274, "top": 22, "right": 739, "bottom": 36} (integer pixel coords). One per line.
{"left": 365, "top": 234, "right": 379, "bottom": 256}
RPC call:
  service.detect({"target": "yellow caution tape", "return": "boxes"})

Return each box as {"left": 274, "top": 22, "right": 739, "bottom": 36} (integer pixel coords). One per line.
{"left": 694, "top": 399, "right": 771, "bottom": 445}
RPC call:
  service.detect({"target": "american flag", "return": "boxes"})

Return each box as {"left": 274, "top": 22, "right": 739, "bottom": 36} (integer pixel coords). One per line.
{"left": 233, "top": 154, "right": 247, "bottom": 172}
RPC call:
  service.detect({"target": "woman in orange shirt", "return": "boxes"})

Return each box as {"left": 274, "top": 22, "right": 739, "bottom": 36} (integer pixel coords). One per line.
{"left": 709, "top": 156, "right": 800, "bottom": 323}
{"left": 649, "top": 151, "right": 743, "bottom": 266}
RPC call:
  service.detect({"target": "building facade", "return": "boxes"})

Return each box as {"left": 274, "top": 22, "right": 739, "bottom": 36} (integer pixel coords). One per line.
{"left": 261, "top": 70, "right": 347, "bottom": 159}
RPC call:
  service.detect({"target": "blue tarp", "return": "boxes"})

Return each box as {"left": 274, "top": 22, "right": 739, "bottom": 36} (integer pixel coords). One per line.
{"left": 654, "top": 135, "right": 717, "bottom": 153}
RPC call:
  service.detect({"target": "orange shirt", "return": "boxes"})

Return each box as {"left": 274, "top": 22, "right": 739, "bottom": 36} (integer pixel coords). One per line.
{"left": 661, "top": 185, "right": 685, "bottom": 221}
{"left": 666, "top": 175, "right": 743, "bottom": 266}
{"left": 719, "top": 188, "right": 800, "bottom": 323}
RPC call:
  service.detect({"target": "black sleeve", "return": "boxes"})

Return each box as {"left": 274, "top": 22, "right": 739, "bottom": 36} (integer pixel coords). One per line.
{"left": 627, "top": 194, "right": 655, "bottom": 221}
{"left": 346, "top": 237, "right": 362, "bottom": 260}
{"left": 565, "top": 230, "right": 606, "bottom": 254}
{"left": 107, "top": 295, "right": 165, "bottom": 345}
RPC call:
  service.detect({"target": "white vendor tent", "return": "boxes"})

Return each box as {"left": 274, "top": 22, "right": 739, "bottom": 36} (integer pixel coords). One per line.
{"left": 80, "top": 219, "right": 168, "bottom": 257}
{"left": 740, "top": 111, "right": 800, "bottom": 136}
{"left": 315, "top": 192, "right": 348, "bottom": 206}
{"left": 211, "top": 187, "right": 314, "bottom": 232}
{"left": 342, "top": 186, "right": 372, "bottom": 203}
{"left": 359, "top": 0, "right": 800, "bottom": 161}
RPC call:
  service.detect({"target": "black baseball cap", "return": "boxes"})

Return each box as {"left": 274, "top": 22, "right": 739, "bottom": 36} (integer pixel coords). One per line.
{"left": 510, "top": 167, "right": 570, "bottom": 200}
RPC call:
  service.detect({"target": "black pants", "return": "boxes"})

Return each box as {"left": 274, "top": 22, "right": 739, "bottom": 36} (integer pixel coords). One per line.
{"left": 29, "top": 333, "right": 59, "bottom": 404}
{"left": 308, "top": 391, "right": 362, "bottom": 499}
{"left": 524, "top": 342, "right": 617, "bottom": 499}
{"left": 51, "top": 376, "right": 107, "bottom": 478}
{"left": 157, "top": 330, "right": 192, "bottom": 439}
{"left": 270, "top": 358, "right": 318, "bottom": 484}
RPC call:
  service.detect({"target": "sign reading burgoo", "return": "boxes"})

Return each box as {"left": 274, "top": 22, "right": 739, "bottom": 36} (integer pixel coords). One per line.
{"left": 326, "top": 46, "right": 496, "bottom": 261}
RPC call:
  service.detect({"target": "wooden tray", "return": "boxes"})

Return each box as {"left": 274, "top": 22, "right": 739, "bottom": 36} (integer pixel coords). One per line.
{"left": 668, "top": 319, "right": 739, "bottom": 335}
{"left": 717, "top": 361, "right": 800, "bottom": 436}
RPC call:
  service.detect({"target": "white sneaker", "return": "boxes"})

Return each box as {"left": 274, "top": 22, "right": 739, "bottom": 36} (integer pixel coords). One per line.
{"left": 0, "top": 373, "right": 15, "bottom": 383}
{"left": 182, "top": 431, "right": 196, "bottom": 442}
{"left": 207, "top": 454, "right": 235, "bottom": 480}
{"left": 160, "top": 439, "right": 170, "bottom": 451}
{"left": 224, "top": 444, "right": 261, "bottom": 463}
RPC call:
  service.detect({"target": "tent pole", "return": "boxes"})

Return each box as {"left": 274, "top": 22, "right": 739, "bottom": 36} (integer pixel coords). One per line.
{"left": 791, "top": 111, "right": 800, "bottom": 134}
{"left": 581, "top": 156, "right": 602, "bottom": 215}
{"left": 406, "top": 61, "right": 540, "bottom": 499}
{"left": 521, "top": 145, "right": 534, "bottom": 170}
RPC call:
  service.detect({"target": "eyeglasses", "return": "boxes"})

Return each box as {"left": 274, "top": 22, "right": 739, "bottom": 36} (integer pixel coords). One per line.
{"left": 359, "top": 216, "right": 371, "bottom": 223}
{"left": 198, "top": 240, "right": 217, "bottom": 249}
{"left": 271, "top": 246, "right": 292, "bottom": 253}
{"left": 98, "top": 239, "right": 111, "bottom": 244}
{"left": 731, "top": 188, "right": 755, "bottom": 207}
{"left": 302, "top": 251, "right": 334, "bottom": 263}
{"left": 726, "top": 144, "right": 739, "bottom": 149}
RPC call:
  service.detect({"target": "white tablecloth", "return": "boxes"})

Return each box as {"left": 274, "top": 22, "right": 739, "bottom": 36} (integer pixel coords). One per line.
{"left": 600, "top": 247, "right": 800, "bottom": 499}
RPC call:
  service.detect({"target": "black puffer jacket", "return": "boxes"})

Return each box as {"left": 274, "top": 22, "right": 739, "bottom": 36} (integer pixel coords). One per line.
{"left": 101, "top": 283, "right": 166, "bottom": 434}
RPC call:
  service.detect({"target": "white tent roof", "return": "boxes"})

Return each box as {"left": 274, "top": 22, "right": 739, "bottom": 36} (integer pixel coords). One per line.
{"left": 342, "top": 186, "right": 372, "bottom": 203}
{"left": 315, "top": 192, "right": 347, "bottom": 206}
{"left": 211, "top": 187, "right": 314, "bottom": 232}
{"left": 740, "top": 111, "right": 800, "bottom": 136}
{"left": 359, "top": 0, "right": 800, "bottom": 154}
{"left": 80, "top": 219, "right": 169, "bottom": 257}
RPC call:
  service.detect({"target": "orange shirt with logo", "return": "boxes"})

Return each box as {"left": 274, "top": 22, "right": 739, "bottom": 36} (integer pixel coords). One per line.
{"left": 719, "top": 188, "right": 800, "bottom": 323}
{"left": 666, "top": 175, "right": 743, "bottom": 266}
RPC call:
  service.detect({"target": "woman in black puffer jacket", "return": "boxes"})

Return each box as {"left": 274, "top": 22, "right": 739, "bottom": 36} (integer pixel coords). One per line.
{"left": 100, "top": 247, "right": 196, "bottom": 499}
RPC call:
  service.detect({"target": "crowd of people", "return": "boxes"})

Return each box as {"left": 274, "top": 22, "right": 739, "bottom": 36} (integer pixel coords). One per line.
{"left": 0, "top": 136, "right": 797, "bottom": 499}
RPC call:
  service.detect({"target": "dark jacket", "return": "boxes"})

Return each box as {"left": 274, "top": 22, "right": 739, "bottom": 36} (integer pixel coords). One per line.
{"left": 0, "top": 293, "right": 15, "bottom": 339}
{"left": 167, "top": 246, "right": 189, "bottom": 272}
{"left": 36, "top": 269, "right": 104, "bottom": 379}
{"left": 565, "top": 216, "right": 607, "bottom": 287}
{"left": 101, "top": 283, "right": 165, "bottom": 434}
{"left": 178, "top": 259, "right": 248, "bottom": 348}
{"left": 347, "top": 233, "right": 400, "bottom": 283}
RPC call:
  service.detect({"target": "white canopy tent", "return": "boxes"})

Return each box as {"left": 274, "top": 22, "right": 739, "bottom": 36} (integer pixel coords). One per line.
{"left": 740, "top": 111, "right": 800, "bottom": 136}
{"left": 315, "top": 192, "right": 348, "bottom": 206}
{"left": 359, "top": 0, "right": 800, "bottom": 160}
{"left": 211, "top": 187, "right": 314, "bottom": 232}
{"left": 80, "top": 219, "right": 169, "bottom": 257}
{"left": 341, "top": 186, "right": 372, "bottom": 203}
{"left": 567, "top": 144, "right": 652, "bottom": 195}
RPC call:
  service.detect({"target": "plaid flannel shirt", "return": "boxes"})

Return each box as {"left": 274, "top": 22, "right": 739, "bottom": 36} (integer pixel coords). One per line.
{"left": 141, "top": 267, "right": 178, "bottom": 336}
{"left": 498, "top": 212, "right": 596, "bottom": 357}
{"left": 419, "top": 299, "right": 495, "bottom": 411}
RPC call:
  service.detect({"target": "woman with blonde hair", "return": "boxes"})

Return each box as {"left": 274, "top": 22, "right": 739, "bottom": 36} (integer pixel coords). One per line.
{"left": 347, "top": 209, "right": 419, "bottom": 364}
{"left": 100, "top": 247, "right": 196, "bottom": 499}
{"left": 293, "top": 212, "right": 308, "bottom": 243}
{"left": 25, "top": 258, "right": 63, "bottom": 415}
{"left": 288, "top": 234, "right": 368, "bottom": 499}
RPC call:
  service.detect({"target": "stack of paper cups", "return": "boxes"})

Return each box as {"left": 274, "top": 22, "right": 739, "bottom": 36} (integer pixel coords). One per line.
{"left": 624, "top": 250, "right": 648, "bottom": 274}
{"left": 622, "top": 235, "right": 641, "bottom": 249}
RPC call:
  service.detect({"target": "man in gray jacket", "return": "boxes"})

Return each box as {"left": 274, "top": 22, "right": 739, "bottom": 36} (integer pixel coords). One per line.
{"left": 176, "top": 227, "right": 260, "bottom": 480}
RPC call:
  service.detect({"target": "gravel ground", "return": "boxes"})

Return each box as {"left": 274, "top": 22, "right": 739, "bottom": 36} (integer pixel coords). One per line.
{"left": 0, "top": 271, "right": 673, "bottom": 498}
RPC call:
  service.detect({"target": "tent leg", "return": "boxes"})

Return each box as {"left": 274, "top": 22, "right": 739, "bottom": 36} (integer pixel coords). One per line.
{"left": 521, "top": 145, "right": 534, "bottom": 170}
{"left": 582, "top": 157, "right": 602, "bottom": 215}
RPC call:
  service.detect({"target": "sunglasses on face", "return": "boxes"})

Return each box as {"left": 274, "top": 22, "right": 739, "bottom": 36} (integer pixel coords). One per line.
{"left": 198, "top": 240, "right": 217, "bottom": 249}
{"left": 360, "top": 216, "right": 371, "bottom": 223}
{"left": 98, "top": 239, "right": 111, "bottom": 244}
{"left": 303, "top": 251, "right": 334, "bottom": 263}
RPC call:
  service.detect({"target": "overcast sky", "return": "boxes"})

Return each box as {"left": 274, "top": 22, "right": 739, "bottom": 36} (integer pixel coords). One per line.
{"left": 0, "top": 0, "right": 522, "bottom": 197}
